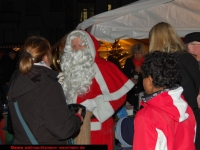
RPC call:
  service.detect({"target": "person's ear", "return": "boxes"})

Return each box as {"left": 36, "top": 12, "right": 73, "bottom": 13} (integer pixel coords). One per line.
{"left": 148, "top": 76, "right": 153, "bottom": 86}
{"left": 43, "top": 55, "right": 47, "bottom": 62}
{"left": 188, "top": 43, "right": 193, "bottom": 51}
{"left": 43, "top": 55, "right": 50, "bottom": 66}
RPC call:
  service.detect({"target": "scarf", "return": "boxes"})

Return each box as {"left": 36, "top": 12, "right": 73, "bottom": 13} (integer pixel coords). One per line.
{"left": 142, "top": 85, "right": 179, "bottom": 102}
{"left": 133, "top": 56, "right": 144, "bottom": 67}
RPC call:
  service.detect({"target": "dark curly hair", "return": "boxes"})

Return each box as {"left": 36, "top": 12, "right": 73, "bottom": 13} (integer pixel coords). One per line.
{"left": 141, "top": 51, "right": 181, "bottom": 88}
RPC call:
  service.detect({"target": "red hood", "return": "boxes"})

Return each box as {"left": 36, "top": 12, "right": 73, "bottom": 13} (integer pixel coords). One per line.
{"left": 85, "top": 31, "right": 101, "bottom": 61}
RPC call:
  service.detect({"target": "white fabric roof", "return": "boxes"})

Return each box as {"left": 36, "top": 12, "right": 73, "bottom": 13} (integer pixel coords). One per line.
{"left": 77, "top": 0, "right": 200, "bottom": 42}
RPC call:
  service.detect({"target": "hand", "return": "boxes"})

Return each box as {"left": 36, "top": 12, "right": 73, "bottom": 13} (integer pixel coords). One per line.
{"left": 78, "top": 108, "right": 82, "bottom": 116}
{"left": 76, "top": 108, "right": 83, "bottom": 122}
{"left": 130, "top": 77, "right": 138, "bottom": 84}
{"left": 57, "top": 72, "right": 64, "bottom": 83}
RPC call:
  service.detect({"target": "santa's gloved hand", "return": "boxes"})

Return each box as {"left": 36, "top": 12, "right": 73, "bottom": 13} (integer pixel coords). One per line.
{"left": 81, "top": 100, "right": 97, "bottom": 112}
{"left": 57, "top": 72, "right": 64, "bottom": 84}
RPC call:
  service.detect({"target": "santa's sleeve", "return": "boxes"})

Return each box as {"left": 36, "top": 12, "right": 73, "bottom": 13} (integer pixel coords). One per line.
{"left": 89, "top": 59, "right": 134, "bottom": 122}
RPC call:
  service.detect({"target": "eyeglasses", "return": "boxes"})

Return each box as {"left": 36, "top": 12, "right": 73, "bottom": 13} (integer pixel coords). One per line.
{"left": 71, "top": 43, "right": 85, "bottom": 50}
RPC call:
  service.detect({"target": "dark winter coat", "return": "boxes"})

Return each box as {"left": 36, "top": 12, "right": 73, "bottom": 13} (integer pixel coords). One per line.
{"left": 176, "top": 51, "right": 200, "bottom": 116}
{"left": 175, "top": 51, "right": 200, "bottom": 150}
{"left": 8, "top": 65, "right": 81, "bottom": 145}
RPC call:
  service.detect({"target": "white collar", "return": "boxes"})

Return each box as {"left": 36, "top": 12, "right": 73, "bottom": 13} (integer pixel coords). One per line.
{"left": 34, "top": 61, "right": 52, "bottom": 70}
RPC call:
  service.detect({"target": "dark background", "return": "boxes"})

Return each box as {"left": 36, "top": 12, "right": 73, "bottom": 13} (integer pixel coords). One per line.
{"left": 0, "top": 0, "right": 137, "bottom": 48}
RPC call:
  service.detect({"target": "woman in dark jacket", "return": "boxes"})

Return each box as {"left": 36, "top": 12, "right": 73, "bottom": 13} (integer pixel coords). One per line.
{"left": 8, "top": 36, "right": 82, "bottom": 145}
{"left": 123, "top": 43, "right": 146, "bottom": 110}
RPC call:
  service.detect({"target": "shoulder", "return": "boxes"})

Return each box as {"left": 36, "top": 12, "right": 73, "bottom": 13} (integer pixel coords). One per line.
{"left": 43, "top": 75, "right": 61, "bottom": 90}
{"left": 175, "top": 51, "right": 195, "bottom": 61}
{"left": 96, "top": 57, "right": 119, "bottom": 69}
{"left": 42, "top": 77, "right": 65, "bottom": 101}
{"left": 134, "top": 107, "right": 151, "bottom": 121}
{"left": 134, "top": 106, "right": 162, "bottom": 125}
{"left": 175, "top": 51, "right": 199, "bottom": 67}
{"left": 134, "top": 109, "right": 152, "bottom": 128}
{"left": 31, "top": 67, "right": 61, "bottom": 90}
{"left": 97, "top": 60, "right": 125, "bottom": 76}
{"left": 175, "top": 51, "right": 199, "bottom": 69}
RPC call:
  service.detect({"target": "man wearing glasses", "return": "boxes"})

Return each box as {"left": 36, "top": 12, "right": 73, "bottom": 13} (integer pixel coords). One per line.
{"left": 185, "top": 32, "right": 200, "bottom": 150}
{"left": 185, "top": 32, "right": 200, "bottom": 64}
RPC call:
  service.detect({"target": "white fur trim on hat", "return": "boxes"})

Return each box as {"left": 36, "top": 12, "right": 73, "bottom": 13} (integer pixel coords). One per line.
{"left": 66, "top": 30, "right": 96, "bottom": 59}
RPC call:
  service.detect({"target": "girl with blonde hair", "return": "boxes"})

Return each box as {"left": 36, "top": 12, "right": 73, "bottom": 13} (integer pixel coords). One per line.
{"left": 149, "top": 22, "right": 184, "bottom": 52}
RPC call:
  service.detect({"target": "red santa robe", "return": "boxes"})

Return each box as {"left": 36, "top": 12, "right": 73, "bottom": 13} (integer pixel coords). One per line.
{"left": 70, "top": 30, "right": 134, "bottom": 150}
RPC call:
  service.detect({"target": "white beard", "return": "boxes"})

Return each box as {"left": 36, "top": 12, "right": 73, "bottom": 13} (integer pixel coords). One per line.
{"left": 60, "top": 47, "right": 95, "bottom": 104}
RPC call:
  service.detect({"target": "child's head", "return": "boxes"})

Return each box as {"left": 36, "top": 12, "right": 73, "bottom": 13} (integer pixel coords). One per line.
{"left": 141, "top": 51, "right": 181, "bottom": 94}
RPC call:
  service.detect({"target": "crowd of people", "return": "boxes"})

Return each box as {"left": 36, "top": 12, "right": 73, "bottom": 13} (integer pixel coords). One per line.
{"left": 115, "top": 22, "right": 200, "bottom": 150}
{"left": 0, "top": 21, "right": 199, "bottom": 150}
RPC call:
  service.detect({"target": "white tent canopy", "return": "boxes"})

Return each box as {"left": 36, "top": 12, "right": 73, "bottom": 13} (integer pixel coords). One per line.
{"left": 77, "top": 0, "right": 200, "bottom": 42}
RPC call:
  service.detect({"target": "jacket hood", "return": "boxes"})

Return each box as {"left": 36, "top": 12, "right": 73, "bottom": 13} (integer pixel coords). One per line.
{"left": 9, "top": 66, "right": 58, "bottom": 100}
{"left": 142, "top": 86, "right": 189, "bottom": 123}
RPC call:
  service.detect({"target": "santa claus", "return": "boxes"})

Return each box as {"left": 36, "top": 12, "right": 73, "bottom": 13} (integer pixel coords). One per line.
{"left": 59, "top": 30, "right": 134, "bottom": 150}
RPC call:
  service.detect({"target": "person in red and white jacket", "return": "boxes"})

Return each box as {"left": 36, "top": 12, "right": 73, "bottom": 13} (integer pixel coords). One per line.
{"left": 133, "top": 51, "right": 196, "bottom": 150}
{"left": 59, "top": 30, "right": 134, "bottom": 150}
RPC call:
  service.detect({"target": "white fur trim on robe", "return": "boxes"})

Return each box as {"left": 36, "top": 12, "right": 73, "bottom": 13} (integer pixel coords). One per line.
{"left": 84, "top": 63, "right": 134, "bottom": 123}
{"left": 91, "top": 122, "right": 102, "bottom": 131}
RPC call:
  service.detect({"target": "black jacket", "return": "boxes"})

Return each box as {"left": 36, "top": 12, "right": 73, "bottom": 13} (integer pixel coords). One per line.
{"left": 176, "top": 51, "right": 200, "bottom": 150}
{"left": 176, "top": 51, "right": 200, "bottom": 117}
{"left": 8, "top": 65, "right": 81, "bottom": 145}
